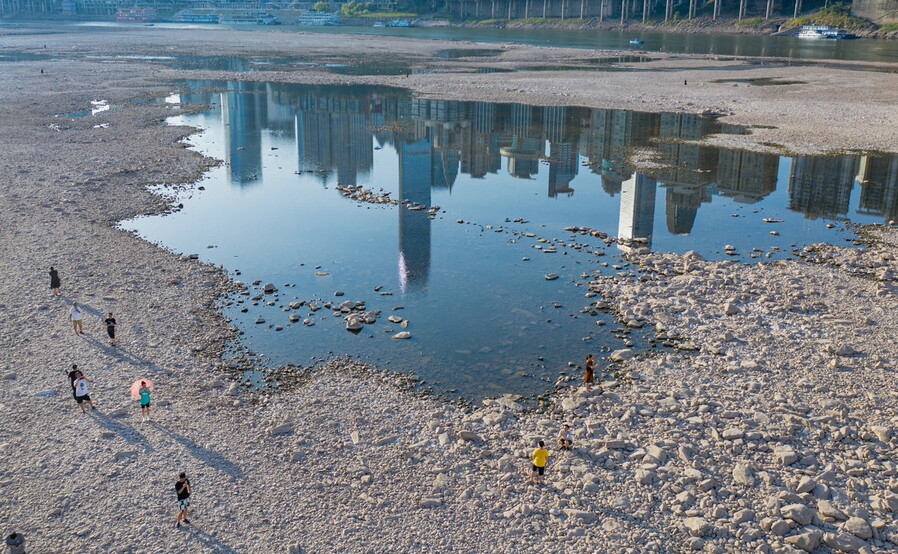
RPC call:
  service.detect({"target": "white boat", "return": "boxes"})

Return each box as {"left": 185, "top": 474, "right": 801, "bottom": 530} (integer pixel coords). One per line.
{"left": 629, "top": 39, "right": 644, "bottom": 44}
{"left": 297, "top": 11, "right": 340, "bottom": 26}
{"left": 386, "top": 19, "right": 411, "bottom": 27}
{"left": 372, "top": 21, "right": 385, "bottom": 27}
{"left": 220, "top": 12, "right": 280, "bottom": 25}
{"left": 796, "top": 25, "right": 849, "bottom": 39}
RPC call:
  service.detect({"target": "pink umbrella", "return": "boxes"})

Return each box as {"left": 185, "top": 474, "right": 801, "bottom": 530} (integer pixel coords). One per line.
{"left": 130, "top": 379, "right": 154, "bottom": 399}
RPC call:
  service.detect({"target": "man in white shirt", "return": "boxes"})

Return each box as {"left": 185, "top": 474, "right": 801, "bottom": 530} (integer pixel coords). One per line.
{"left": 69, "top": 301, "right": 84, "bottom": 335}
{"left": 73, "top": 374, "right": 95, "bottom": 412}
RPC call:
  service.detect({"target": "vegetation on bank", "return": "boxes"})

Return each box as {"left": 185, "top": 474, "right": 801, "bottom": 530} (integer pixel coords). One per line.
{"left": 783, "top": 3, "right": 872, "bottom": 30}
{"left": 734, "top": 16, "right": 765, "bottom": 27}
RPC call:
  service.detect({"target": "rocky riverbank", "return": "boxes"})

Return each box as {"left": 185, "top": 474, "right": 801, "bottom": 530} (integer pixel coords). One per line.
{"left": 425, "top": 15, "right": 898, "bottom": 39}
{"left": 0, "top": 24, "right": 896, "bottom": 553}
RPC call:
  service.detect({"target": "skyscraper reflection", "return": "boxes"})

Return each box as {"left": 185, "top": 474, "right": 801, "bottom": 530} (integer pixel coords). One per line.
{"left": 176, "top": 81, "right": 898, "bottom": 272}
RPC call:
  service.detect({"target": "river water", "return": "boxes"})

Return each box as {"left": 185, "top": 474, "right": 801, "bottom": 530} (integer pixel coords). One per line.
{"left": 58, "top": 21, "right": 898, "bottom": 64}
{"left": 118, "top": 80, "right": 898, "bottom": 402}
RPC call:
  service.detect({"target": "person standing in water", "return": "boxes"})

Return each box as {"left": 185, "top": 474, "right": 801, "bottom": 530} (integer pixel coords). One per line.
{"left": 584, "top": 354, "right": 595, "bottom": 392}
{"left": 49, "top": 267, "right": 61, "bottom": 296}
{"left": 104, "top": 313, "right": 117, "bottom": 346}
{"left": 138, "top": 381, "right": 151, "bottom": 422}
{"left": 69, "top": 301, "right": 84, "bottom": 335}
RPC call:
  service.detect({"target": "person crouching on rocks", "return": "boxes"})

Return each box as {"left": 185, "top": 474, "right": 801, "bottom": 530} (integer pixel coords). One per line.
{"left": 557, "top": 424, "right": 573, "bottom": 450}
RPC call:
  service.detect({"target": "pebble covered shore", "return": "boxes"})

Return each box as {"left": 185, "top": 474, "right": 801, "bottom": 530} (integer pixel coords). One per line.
{"left": 1, "top": 25, "right": 897, "bottom": 553}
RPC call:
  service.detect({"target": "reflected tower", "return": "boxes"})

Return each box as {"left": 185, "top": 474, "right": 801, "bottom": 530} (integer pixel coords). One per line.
{"left": 397, "top": 137, "right": 433, "bottom": 293}
{"left": 618, "top": 172, "right": 657, "bottom": 248}
{"left": 788, "top": 156, "right": 859, "bottom": 219}
{"left": 222, "top": 81, "right": 267, "bottom": 186}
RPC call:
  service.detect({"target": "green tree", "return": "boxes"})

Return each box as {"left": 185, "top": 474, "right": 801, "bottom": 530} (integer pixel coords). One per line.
{"left": 340, "top": 0, "right": 372, "bottom": 16}
{"left": 313, "top": 1, "right": 329, "bottom": 12}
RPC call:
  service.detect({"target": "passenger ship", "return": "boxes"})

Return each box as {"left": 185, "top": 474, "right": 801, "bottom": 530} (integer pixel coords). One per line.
{"left": 795, "top": 24, "right": 850, "bottom": 39}
{"left": 116, "top": 6, "right": 158, "bottom": 23}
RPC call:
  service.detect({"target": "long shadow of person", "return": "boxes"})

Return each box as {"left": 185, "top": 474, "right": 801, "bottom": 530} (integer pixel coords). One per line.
{"left": 150, "top": 422, "right": 245, "bottom": 480}
{"left": 80, "top": 334, "right": 165, "bottom": 371}
{"left": 188, "top": 524, "right": 238, "bottom": 553}
{"left": 88, "top": 410, "right": 154, "bottom": 454}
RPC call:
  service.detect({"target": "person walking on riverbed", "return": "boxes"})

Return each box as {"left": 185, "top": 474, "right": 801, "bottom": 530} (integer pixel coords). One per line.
{"left": 69, "top": 301, "right": 84, "bottom": 335}
{"left": 104, "top": 313, "right": 117, "bottom": 346}
{"left": 49, "top": 266, "right": 61, "bottom": 296}
{"left": 138, "top": 381, "right": 151, "bottom": 422}
{"left": 529, "top": 441, "right": 549, "bottom": 485}
{"left": 584, "top": 354, "right": 595, "bottom": 392}
{"left": 73, "top": 372, "right": 95, "bottom": 412}
{"left": 175, "top": 472, "right": 192, "bottom": 529}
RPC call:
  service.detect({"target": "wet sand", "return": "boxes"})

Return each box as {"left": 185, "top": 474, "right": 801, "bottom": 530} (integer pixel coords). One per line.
{"left": 1, "top": 24, "right": 897, "bottom": 552}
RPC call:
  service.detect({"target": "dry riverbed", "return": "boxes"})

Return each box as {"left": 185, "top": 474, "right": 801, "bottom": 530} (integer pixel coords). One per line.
{"left": 0, "top": 25, "right": 897, "bottom": 553}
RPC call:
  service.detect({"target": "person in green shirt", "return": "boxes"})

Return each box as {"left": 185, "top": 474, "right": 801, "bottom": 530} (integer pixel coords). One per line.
{"left": 138, "top": 381, "right": 151, "bottom": 422}
{"left": 530, "top": 440, "right": 549, "bottom": 485}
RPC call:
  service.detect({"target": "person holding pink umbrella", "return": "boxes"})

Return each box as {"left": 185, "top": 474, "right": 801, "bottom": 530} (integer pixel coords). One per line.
{"left": 130, "top": 379, "right": 153, "bottom": 422}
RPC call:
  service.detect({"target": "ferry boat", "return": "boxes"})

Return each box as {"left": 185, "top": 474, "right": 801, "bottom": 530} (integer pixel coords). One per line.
{"left": 629, "top": 39, "right": 644, "bottom": 44}
{"left": 297, "top": 11, "right": 340, "bottom": 25}
{"left": 219, "top": 12, "right": 280, "bottom": 25}
{"left": 795, "top": 25, "right": 850, "bottom": 39}
{"left": 386, "top": 19, "right": 412, "bottom": 27}
{"left": 116, "top": 6, "right": 157, "bottom": 23}
{"left": 175, "top": 12, "right": 220, "bottom": 23}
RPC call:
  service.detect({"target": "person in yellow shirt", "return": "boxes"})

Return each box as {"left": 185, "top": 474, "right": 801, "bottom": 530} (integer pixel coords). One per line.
{"left": 530, "top": 440, "right": 549, "bottom": 485}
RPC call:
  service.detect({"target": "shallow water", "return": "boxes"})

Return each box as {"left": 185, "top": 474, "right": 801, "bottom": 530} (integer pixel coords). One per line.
{"left": 123, "top": 80, "right": 898, "bottom": 402}
{"left": 58, "top": 21, "right": 898, "bottom": 63}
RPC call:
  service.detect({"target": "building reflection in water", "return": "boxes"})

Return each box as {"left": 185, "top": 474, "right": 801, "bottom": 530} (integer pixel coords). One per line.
{"left": 182, "top": 81, "right": 898, "bottom": 282}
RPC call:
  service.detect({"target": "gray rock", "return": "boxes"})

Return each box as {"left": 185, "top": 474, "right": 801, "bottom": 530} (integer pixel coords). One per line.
{"left": 775, "top": 447, "right": 799, "bottom": 465}
{"left": 818, "top": 500, "right": 848, "bottom": 520}
{"left": 635, "top": 469, "right": 655, "bottom": 485}
{"left": 844, "top": 517, "right": 872, "bottom": 540}
{"left": 457, "top": 430, "right": 481, "bottom": 441}
{"left": 392, "top": 331, "right": 412, "bottom": 339}
{"left": 610, "top": 349, "right": 634, "bottom": 362}
{"left": 870, "top": 425, "right": 893, "bottom": 442}
{"left": 108, "top": 408, "right": 129, "bottom": 418}
{"left": 722, "top": 428, "right": 744, "bottom": 440}
{"left": 795, "top": 476, "right": 816, "bottom": 494}
{"left": 733, "top": 463, "right": 755, "bottom": 487}
{"left": 785, "top": 530, "right": 822, "bottom": 552}
{"left": 823, "top": 531, "right": 868, "bottom": 552}
{"left": 262, "top": 283, "right": 277, "bottom": 293}
{"left": 270, "top": 423, "right": 294, "bottom": 435}
{"left": 782, "top": 504, "right": 814, "bottom": 526}
{"left": 563, "top": 508, "right": 598, "bottom": 524}
{"left": 420, "top": 497, "right": 442, "bottom": 508}
{"left": 34, "top": 389, "right": 58, "bottom": 397}
{"left": 683, "top": 517, "right": 711, "bottom": 537}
